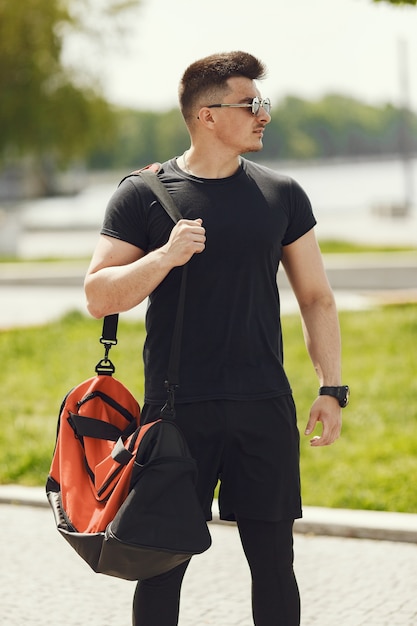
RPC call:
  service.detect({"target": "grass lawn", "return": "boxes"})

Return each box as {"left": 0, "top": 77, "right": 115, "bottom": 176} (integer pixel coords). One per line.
{"left": 282, "top": 304, "right": 417, "bottom": 512}
{"left": 1, "top": 304, "right": 416, "bottom": 513}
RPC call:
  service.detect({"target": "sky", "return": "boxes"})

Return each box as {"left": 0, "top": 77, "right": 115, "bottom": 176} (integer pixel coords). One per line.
{"left": 64, "top": 0, "right": 417, "bottom": 112}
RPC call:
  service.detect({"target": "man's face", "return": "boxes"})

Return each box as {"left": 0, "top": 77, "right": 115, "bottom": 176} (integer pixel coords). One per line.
{"left": 206, "top": 76, "right": 271, "bottom": 155}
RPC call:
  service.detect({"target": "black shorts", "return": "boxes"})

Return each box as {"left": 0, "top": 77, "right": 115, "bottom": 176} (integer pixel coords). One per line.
{"left": 141, "top": 395, "right": 302, "bottom": 523}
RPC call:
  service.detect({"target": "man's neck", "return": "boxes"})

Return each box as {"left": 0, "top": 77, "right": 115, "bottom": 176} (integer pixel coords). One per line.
{"left": 178, "top": 149, "right": 241, "bottom": 179}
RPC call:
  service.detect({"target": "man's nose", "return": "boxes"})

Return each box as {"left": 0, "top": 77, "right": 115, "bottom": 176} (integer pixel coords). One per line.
{"left": 259, "top": 105, "right": 271, "bottom": 123}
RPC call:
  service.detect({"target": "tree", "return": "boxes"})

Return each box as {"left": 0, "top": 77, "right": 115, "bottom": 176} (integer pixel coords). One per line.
{"left": 0, "top": 0, "right": 140, "bottom": 192}
{"left": 87, "top": 108, "right": 190, "bottom": 170}
{"left": 259, "top": 93, "right": 417, "bottom": 162}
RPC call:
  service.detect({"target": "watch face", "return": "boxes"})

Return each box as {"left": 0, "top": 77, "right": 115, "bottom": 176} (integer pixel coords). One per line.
{"left": 319, "top": 385, "right": 350, "bottom": 407}
{"left": 340, "top": 386, "right": 349, "bottom": 407}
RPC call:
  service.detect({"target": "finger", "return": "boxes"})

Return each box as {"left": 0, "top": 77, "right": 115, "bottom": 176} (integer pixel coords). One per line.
{"left": 304, "top": 415, "right": 317, "bottom": 437}
{"left": 177, "top": 218, "right": 203, "bottom": 226}
{"left": 310, "top": 435, "right": 335, "bottom": 447}
{"left": 309, "top": 421, "right": 340, "bottom": 447}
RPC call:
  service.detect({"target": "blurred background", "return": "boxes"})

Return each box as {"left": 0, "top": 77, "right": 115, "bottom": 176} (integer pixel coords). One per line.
{"left": 1, "top": 0, "right": 417, "bottom": 259}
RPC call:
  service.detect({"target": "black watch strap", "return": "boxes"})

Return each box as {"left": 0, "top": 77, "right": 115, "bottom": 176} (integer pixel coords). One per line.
{"left": 319, "top": 385, "right": 350, "bottom": 408}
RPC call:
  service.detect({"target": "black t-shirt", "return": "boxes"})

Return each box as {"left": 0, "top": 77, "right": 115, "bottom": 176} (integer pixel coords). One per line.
{"left": 101, "top": 157, "right": 316, "bottom": 404}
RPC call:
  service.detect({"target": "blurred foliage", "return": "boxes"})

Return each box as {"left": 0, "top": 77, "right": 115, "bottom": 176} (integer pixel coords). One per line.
{"left": 373, "top": 0, "right": 416, "bottom": 5}
{"left": 261, "top": 94, "right": 417, "bottom": 162}
{"left": 88, "top": 108, "right": 190, "bottom": 170}
{"left": 85, "top": 95, "right": 417, "bottom": 170}
{"left": 0, "top": 0, "right": 140, "bottom": 184}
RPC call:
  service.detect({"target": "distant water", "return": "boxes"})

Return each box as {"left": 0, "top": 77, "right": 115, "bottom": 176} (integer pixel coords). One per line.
{"left": 10, "top": 156, "right": 417, "bottom": 258}
{"left": 269, "top": 155, "right": 417, "bottom": 216}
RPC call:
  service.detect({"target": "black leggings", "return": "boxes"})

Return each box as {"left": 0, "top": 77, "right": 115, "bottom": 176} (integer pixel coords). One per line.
{"left": 132, "top": 518, "right": 300, "bottom": 626}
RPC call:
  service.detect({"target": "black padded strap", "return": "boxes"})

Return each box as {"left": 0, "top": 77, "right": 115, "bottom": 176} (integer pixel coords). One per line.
{"left": 101, "top": 314, "right": 118, "bottom": 344}
{"left": 68, "top": 412, "right": 124, "bottom": 441}
{"left": 96, "top": 314, "right": 119, "bottom": 375}
{"left": 99, "top": 170, "right": 187, "bottom": 418}
{"left": 138, "top": 169, "right": 183, "bottom": 224}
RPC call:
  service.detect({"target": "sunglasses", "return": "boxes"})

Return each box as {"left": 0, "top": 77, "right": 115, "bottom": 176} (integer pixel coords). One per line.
{"left": 207, "top": 97, "right": 271, "bottom": 116}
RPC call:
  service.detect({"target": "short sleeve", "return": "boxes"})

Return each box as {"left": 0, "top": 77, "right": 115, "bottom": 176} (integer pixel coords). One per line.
{"left": 281, "top": 178, "right": 317, "bottom": 246}
{"left": 100, "top": 178, "right": 150, "bottom": 251}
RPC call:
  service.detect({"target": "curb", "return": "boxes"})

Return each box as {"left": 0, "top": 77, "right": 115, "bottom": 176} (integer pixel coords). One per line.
{"left": 1, "top": 255, "right": 417, "bottom": 290}
{"left": 1, "top": 485, "right": 416, "bottom": 544}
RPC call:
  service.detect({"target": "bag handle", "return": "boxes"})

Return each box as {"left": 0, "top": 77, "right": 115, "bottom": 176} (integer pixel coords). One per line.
{"left": 97, "top": 166, "right": 187, "bottom": 419}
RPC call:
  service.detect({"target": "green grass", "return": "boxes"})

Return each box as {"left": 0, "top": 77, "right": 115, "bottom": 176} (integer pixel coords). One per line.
{"left": 1, "top": 305, "right": 416, "bottom": 513}
{"left": 282, "top": 303, "right": 417, "bottom": 513}
{"left": 317, "top": 240, "right": 417, "bottom": 254}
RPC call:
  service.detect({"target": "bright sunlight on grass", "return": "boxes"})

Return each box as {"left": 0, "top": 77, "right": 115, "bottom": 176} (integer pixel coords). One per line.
{"left": 1, "top": 305, "right": 416, "bottom": 513}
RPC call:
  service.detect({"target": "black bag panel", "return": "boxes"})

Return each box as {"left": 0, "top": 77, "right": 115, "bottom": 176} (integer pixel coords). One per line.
{"left": 111, "top": 457, "right": 212, "bottom": 554}
{"left": 58, "top": 527, "right": 104, "bottom": 573}
{"left": 134, "top": 420, "right": 192, "bottom": 468}
{"left": 55, "top": 523, "right": 197, "bottom": 581}
{"left": 97, "top": 533, "right": 192, "bottom": 580}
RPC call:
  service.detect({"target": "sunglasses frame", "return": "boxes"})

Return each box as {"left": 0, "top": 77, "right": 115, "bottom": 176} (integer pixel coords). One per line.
{"left": 207, "top": 97, "right": 271, "bottom": 116}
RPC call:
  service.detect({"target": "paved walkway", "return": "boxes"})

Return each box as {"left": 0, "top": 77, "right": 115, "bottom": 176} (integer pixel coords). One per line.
{"left": 1, "top": 252, "right": 416, "bottom": 329}
{"left": 1, "top": 487, "right": 417, "bottom": 625}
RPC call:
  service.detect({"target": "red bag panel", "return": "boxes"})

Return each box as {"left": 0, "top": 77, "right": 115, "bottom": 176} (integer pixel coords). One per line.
{"left": 48, "top": 375, "right": 158, "bottom": 533}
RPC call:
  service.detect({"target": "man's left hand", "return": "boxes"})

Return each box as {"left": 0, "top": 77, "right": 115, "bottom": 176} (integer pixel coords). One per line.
{"left": 304, "top": 396, "right": 342, "bottom": 447}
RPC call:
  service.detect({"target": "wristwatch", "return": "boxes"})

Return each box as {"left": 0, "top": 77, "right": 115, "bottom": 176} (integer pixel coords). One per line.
{"left": 319, "top": 385, "right": 350, "bottom": 408}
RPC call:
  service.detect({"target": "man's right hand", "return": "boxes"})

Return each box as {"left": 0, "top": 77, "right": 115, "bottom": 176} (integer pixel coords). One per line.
{"left": 164, "top": 218, "right": 206, "bottom": 266}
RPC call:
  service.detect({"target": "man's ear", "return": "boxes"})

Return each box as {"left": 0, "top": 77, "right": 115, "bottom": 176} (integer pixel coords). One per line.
{"left": 197, "top": 107, "right": 215, "bottom": 127}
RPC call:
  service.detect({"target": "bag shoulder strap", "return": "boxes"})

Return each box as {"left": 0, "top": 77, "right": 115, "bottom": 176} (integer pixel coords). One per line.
{"left": 98, "top": 166, "right": 187, "bottom": 418}
{"left": 119, "top": 162, "right": 182, "bottom": 224}
{"left": 137, "top": 169, "right": 183, "bottom": 224}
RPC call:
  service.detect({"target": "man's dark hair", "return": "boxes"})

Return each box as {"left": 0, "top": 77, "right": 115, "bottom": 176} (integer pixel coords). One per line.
{"left": 178, "top": 51, "right": 267, "bottom": 123}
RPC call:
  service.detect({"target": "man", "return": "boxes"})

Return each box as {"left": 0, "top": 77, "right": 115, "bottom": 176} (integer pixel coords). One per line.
{"left": 85, "top": 51, "right": 347, "bottom": 626}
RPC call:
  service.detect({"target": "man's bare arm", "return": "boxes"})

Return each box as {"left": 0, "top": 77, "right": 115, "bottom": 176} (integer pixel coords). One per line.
{"left": 84, "top": 218, "right": 205, "bottom": 319}
{"left": 281, "top": 229, "right": 342, "bottom": 446}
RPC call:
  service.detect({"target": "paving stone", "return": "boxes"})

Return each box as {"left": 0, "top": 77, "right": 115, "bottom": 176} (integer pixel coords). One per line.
{"left": 1, "top": 504, "right": 417, "bottom": 625}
